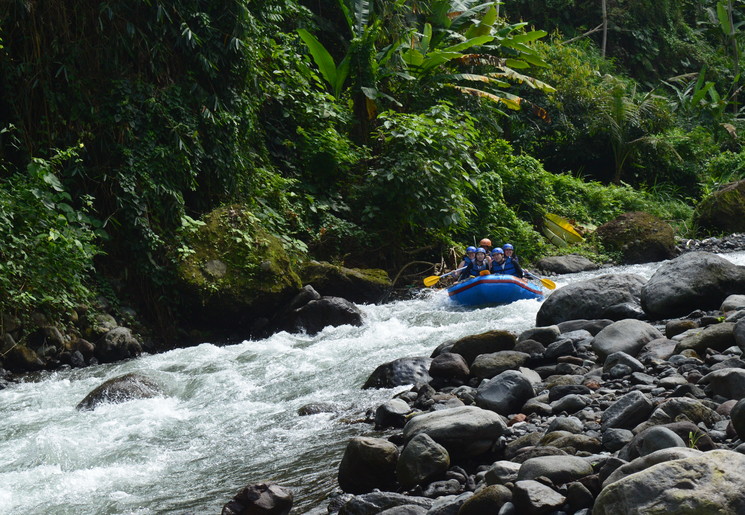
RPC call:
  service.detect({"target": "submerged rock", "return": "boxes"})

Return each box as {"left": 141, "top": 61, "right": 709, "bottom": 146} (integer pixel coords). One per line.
{"left": 76, "top": 373, "right": 163, "bottom": 411}
{"left": 363, "top": 357, "right": 432, "bottom": 389}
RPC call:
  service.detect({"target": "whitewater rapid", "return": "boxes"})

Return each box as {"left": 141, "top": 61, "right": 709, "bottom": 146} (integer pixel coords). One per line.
{"left": 2, "top": 254, "right": 744, "bottom": 514}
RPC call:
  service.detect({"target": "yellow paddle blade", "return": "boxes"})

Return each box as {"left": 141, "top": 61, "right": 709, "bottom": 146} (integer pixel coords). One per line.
{"left": 540, "top": 277, "right": 557, "bottom": 290}
{"left": 423, "top": 275, "right": 441, "bottom": 287}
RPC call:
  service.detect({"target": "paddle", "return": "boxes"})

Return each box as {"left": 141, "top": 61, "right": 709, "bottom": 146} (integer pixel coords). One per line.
{"left": 525, "top": 271, "right": 557, "bottom": 290}
{"left": 423, "top": 266, "right": 467, "bottom": 287}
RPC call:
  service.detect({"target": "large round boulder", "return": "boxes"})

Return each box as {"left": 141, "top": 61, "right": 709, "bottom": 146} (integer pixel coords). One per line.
{"left": 591, "top": 319, "right": 663, "bottom": 361}
{"left": 299, "top": 261, "right": 391, "bottom": 304}
{"left": 449, "top": 331, "right": 516, "bottom": 365}
{"left": 402, "top": 406, "right": 507, "bottom": 457}
{"left": 363, "top": 357, "right": 432, "bottom": 389}
{"left": 273, "top": 296, "right": 363, "bottom": 336}
{"left": 76, "top": 373, "right": 163, "bottom": 411}
{"left": 595, "top": 450, "right": 745, "bottom": 514}
{"left": 535, "top": 254, "right": 599, "bottom": 275}
{"left": 338, "top": 437, "right": 399, "bottom": 494}
{"left": 641, "top": 252, "right": 745, "bottom": 319}
{"left": 594, "top": 211, "right": 676, "bottom": 264}
{"left": 176, "top": 205, "right": 302, "bottom": 336}
{"left": 536, "top": 274, "right": 647, "bottom": 326}
{"left": 694, "top": 179, "right": 745, "bottom": 233}
{"left": 475, "top": 370, "right": 535, "bottom": 416}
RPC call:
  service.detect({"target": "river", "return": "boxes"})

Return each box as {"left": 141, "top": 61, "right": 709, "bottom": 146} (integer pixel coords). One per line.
{"left": 2, "top": 253, "right": 745, "bottom": 514}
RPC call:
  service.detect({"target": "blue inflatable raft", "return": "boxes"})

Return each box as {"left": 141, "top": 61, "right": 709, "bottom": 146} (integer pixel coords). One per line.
{"left": 447, "top": 274, "right": 544, "bottom": 307}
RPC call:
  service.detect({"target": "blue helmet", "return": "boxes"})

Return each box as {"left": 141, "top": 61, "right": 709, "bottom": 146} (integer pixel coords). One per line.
{"left": 476, "top": 247, "right": 486, "bottom": 254}
{"left": 491, "top": 247, "right": 504, "bottom": 255}
{"left": 503, "top": 243, "right": 514, "bottom": 250}
{"left": 466, "top": 246, "right": 477, "bottom": 253}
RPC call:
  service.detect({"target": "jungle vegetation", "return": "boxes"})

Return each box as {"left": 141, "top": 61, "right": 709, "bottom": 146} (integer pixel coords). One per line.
{"left": 2, "top": 0, "right": 745, "bottom": 341}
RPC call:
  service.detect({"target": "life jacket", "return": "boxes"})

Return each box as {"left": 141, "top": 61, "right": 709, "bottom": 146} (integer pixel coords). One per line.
{"left": 490, "top": 259, "right": 505, "bottom": 274}
{"left": 501, "top": 256, "right": 521, "bottom": 277}
{"left": 459, "top": 255, "right": 474, "bottom": 279}
{"left": 469, "top": 258, "right": 489, "bottom": 276}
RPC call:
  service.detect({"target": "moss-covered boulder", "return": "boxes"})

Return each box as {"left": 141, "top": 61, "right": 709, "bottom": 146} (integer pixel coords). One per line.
{"left": 694, "top": 179, "right": 745, "bottom": 234}
{"left": 299, "top": 261, "right": 391, "bottom": 304}
{"left": 177, "top": 205, "right": 302, "bottom": 334}
{"left": 594, "top": 212, "right": 676, "bottom": 264}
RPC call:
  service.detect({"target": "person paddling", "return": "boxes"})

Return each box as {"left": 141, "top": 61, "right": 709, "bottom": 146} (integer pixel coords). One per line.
{"left": 501, "top": 243, "right": 524, "bottom": 278}
{"left": 457, "top": 246, "right": 477, "bottom": 280}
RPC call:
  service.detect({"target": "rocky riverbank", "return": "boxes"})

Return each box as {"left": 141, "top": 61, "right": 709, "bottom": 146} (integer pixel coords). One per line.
{"left": 241, "top": 251, "right": 745, "bottom": 515}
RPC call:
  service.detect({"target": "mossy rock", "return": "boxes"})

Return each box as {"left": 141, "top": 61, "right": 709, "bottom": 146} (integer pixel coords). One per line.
{"left": 694, "top": 179, "right": 745, "bottom": 234}
{"left": 177, "top": 205, "right": 302, "bottom": 332}
{"left": 299, "top": 261, "right": 391, "bottom": 304}
{"left": 594, "top": 211, "right": 676, "bottom": 264}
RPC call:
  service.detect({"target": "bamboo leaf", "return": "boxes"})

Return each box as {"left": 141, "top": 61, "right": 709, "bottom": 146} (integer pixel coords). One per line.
{"left": 717, "top": 2, "right": 732, "bottom": 35}
{"left": 297, "top": 29, "right": 338, "bottom": 95}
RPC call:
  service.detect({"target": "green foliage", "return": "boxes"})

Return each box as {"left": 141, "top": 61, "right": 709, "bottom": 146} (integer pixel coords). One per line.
{"left": 701, "top": 149, "right": 745, "bottom": 195}
{"left": 0, "top": 147, "right": 101, "bottom": 322}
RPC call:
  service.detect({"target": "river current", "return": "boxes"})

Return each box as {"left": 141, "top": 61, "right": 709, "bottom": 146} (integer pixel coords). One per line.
{"left": 3, "top": 253, "right": 745, "bottom": 514}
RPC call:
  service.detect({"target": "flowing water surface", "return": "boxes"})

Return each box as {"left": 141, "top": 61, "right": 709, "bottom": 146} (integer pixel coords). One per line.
{"left": 3, "top": 253, "right": 745, "bottom": 514}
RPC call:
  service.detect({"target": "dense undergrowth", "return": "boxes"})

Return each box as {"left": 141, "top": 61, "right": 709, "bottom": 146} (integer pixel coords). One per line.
{"left": 1, "top": 0, "right": 745, "bottom": 341}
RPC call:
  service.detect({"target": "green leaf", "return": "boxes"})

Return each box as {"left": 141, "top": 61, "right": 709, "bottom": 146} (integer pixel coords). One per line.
{"left": 297, "top": 29, "right": 339, "bottom": 95}
{"left": 442, "top": 35, "right": 494, "bottom": 53}
{"left": 718, "top": 2, "right": 732, "bottom": 35}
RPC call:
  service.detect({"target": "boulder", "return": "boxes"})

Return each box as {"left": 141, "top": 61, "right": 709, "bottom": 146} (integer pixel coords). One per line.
{"left": 602, "top": 447, "right": 702, "bottom": 487}
{"left": 299, "top": 261, "right": 391, "bottom": 304}
{"left": 222, "top": 482, "right": 293, "bottom": 515}
{"left": 721, "top": 294, "right": 745, "bottom": 313}
{"left": 449, "top": 331, "right": 516, "bottom": 365}
{"left": 675, "top": 322, "right": 736, "bottom": 354}
{"left": 94, "top": 327, "right": 142, "bottom": 363}
{"left": 396, "top": 433, "right": 450, "bottom": 489}
{"left": 3, "top": 345, "right": 44, "bottom": 372}
{"left": 363, "top": 357, "right": 432, "bottom": 389}
{"left": 175, "top": 205, "right": 302, "bottom": 336}
{"left": 594, "top": 211, "right": 676, "bottom": 264}
{"left": 338, "top": 492, "right": 433, "bottom": 515}
{"left": 730, "top": 398, "right": 745, "bottom": 440}
{"left": 457, "top": 485, "right": 511, "bottom": 515}
{"left": 601, "top": 390, "right": 654, "bottom": 430}
{"left": 557, "top": 319, "right": 614, "bottom": 335}
{"left": 641, "top": 252, "right": 745, "bottom": 319}
{"left": 402, "top": 406, "right": 507, "bottom": 457}
{"left": 535, "top": 254, "right": 599, "bottom": 274}
{"left": 374, "top": 399, "right": 411, "bottom": 429}
{"left": 273, "top": 296, "right": 363, "bottom": 335}
{"left": 470, "top": 351, "right": 530, "bottom": 379}
{"left": 428, "top": 353, "right": 469, "bottom": 381}
{"left": 76, "top": 373, "right": 163, "bottom": 411}
{"left": 475, "top": 370, "right": 535, "bottom": 416}
{"left": 699, "top": 368, "right": 745, "bottom": 399}
{"left": 517, "top": 455, "right": 594, "bottom": 484}
{"left": 595, "top": 450, "right": 745, "bottom": 514}
{"left": 337, "top": 437, "right": 399, "bottom": 494}
{"left": 591, "top": 319, "right": 663, "bottom": 361}
{"left": 536, "top": 274, "right": 647, "bottom": 326}
{"left": 513, "top": 480, "right": 566, "bottom": 514}
{"left": 693, "top": 179, "right": 745, "bottom": 233}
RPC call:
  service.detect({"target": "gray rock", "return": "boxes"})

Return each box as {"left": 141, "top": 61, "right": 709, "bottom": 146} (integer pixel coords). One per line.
{"left": 471, "top": 351, "right": 530, "bottom": 379}
{"left": 222, "top": 482, "right": 292, "bottom": 515}
{"left": 339, "top": 492, "right": 433, "bottom": 515}
{"left": 402, "top": 406, "right": 507, "bottom": 457}
{"left": 637, "top": 337, "right": 677, "bottom": 361}
{"left": 547, "top": 384, "right": 591, "bottom": 402}
{"left": 634, "top": 397, "right": 722, "bottom": 433}
{"left": 518, "top": 326, "right": 560, "bottom": 345}
{"left": 535, "top": 254, "right": 599, "bottom": 274}
{"left": 379, "top": 506, "right": 428, "bottom": 515}
{"left": 512, "top": 480, "right": 566, "bottom": 514}
{"left": 557, "top": 319, "right": 614, "bottom": 335}
{"left": 551, "top": 394, "right": 589, "bottom": 414}
{"left": 539, "top": 432, "right": 602, "bottom": 454}
{"left": 425, "top": 493, "right": 473, "bottom": 515}
{"left": 338, "top": 437, "right": 399, "bottom": 494}
{"left": 421, "top": 479, "right": 462, "bottom": 498}
{"left": 396, "top": 433, "right": 450, "bottom": 489}
{"left": 76, "top": 373, "right": 162, "bottom": 411}
{"left": 699, "top": 367, "right": 745, "bottom": 399}
{"left": 641, "top": 252, "right": 745, "bottom": 319}
{"left": 675, "top": 322, "right": 736, "bottom": 354}
{"left": 543, "top": 339, "right": 575, "bottom": 360}
{"left": 457, "top": 485, "right": 511, "bottom": 515}
{"left": 485, "top": 460, "right": 521, "bottom": 485}
{"left": 513, "top": 339, "right": 546, "bottom": 355}
{"left": 94, "top": 326, "right": 142, "bottom": 364}
{"left": 536, "top": 274, "right": 647, "bottom": 326}
{"left": 636, "top": 426, "right": 686, "bottom": 456}
{"left": 364, "top": 357, "right": 433, "bottom": 389}
{"left": 450, "top": 331, "right": 516, "bottom": 365}
{"left": 601, "top": 391, "right": 654, "bottom": 430}
{"left": 603, "top": 447, "right": 702, "bottom": 487}
{"left": 276, "top": 296, "right": 364, "bottom": 336}
{"left": 721, "top": 294, "right": 745, "bottom": 313}
{"left": 546, "top": 416, "right": 583, "bottom": 434}
{"left": 595, "top": 450, "right": 745, "bottom": 515}
{"left": 429, "top": 353, "right": 469, "bottom": 381}
{"left": 603, "top": 351, "right": 644, "bottom": 373}
{"left": 517, "top": 455, "right": 594, "bottom": 484}
{"left": 475, "top": 370, "right": 535, "bottom": 416}
{"left": 665, "top": 319, "right": 699, "bottom": 339}
{"left": 734, "top": 317, "right": 745, "bottom": 350}
{"left": 729, "top": 398, "right": 745, "bottom": 440}
{"left": 375, "top": 398, "right": 412, "bottom": 429}
{"left": 602, "top": 428, "right": 633, "bottom": 452}
{"left": 592, "top": 319, "right": 663, "bottom": 361}
{"left": 297, "top": 402, "right": 336, "bottom": 416}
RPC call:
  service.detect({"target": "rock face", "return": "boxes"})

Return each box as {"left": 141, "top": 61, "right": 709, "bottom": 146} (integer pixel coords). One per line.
{"left": 299, "top": 261, "right": 391, "bottom": 304}
{"left": 76, "top": 373, "right": 163, "bottom": 411}
{"left": 363, "top": 357, "right": 432, "bottom": 389}
{"left": 594, "top": 450, "right": 745, "bottom": 514}
{"left": 694, "top": 179, "right": 745, "bottom": 233}
{"left": 535, "top": 254, "right": 599, "bottom": 274}
{"left": 536, "top": 274, "right": 647, "bottom": 326}
{"left": 594, "top": 211, "right": 676, "bottom": 264}
{"left": 222, "top": 482, "right": 293, "bottom": 515}
{"left": 641, "top": 252, "right": 745, "bottom": 319}
{"left": 338, "top": 437, "right": 399, "bottom": 494}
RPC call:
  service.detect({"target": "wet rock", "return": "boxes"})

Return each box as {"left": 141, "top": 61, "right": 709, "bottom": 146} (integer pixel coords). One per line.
{"left": 396, "top": 433, "right": 450, "bottom": 489}
{"left": 517, "top": 455, "right": 594, "bottom": 484}
{"left": 592, "top": 319, "right": 663, "bottom": 361}
{"left": 600, "top": 391, "right": 654, "bottom": 430}
{"left": 76, "top": 373, "right": 163, "bottom": 411}
{"left": 457, "top": 485, "right": 511, "bottom": 514}
{"left": 475, "top": 370, "right": 535, "bottom": 416}
{"left": 337, "top": 437, "right": 399, "bottom": 494}
{"left": 364, "top": 357, "right": 433, "bottom": 389}
{"left": 277, "top": 297, "right": 364, "bottom": 336}
{"left": 535, "top": 254, "right": 599, "bottom": 274}
{"left": 375, "top": 399, "right": 411, "bottom": 429}
{"left": 94, "top": 326, "right": 142, "bottom": 364}
{"left": 299, "top": 261, "right": 391, "bottom": 304}
{"left": 595, "top": 211, "right": 677, "bottom": 264}
{"left": 402, "top": 406, "right": 506, "bottom": 457}
{"left": 536, "top": 274, "right": 647, "bottom": 326}
{"left": 471, "top": 351, "right": 530, "bottom": 379}
{"left": 518, "top": 326, "right": 560, "bottom": 345}
{"left": 222, "top": 482, "right": 293, "bottom": 515}
{"left": 338, "top": 492, "right": 433, "bottom": 515}
{"left": 557, "top": 319, "right": 614, "bottom": 336}
{"left": 595, "top": 450, "right": 745, "bottom": 514}
{"left": 298, "top": 403, "right": 337, "bottom": 416}
{"left": 641, "top": 252, "right": 745, "bottom": 319}
{"left": 513, "top": 480, "right": 566, "bottom": 514}
{"left": 428, "top": 353, "right": 469, "bottom": 382}
{"left": 3, "top": 345, "right": 44, "bottom": 372}
{"left": 449, "top": 331, "right": 516, "bottom": 365}
{"left": 285, "top": 284, "right": 321, "bottom": 312}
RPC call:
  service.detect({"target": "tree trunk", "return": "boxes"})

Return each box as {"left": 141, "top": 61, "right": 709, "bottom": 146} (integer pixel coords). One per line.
{"left": 601, "top": 0, "right": 608, "bottom": 58}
